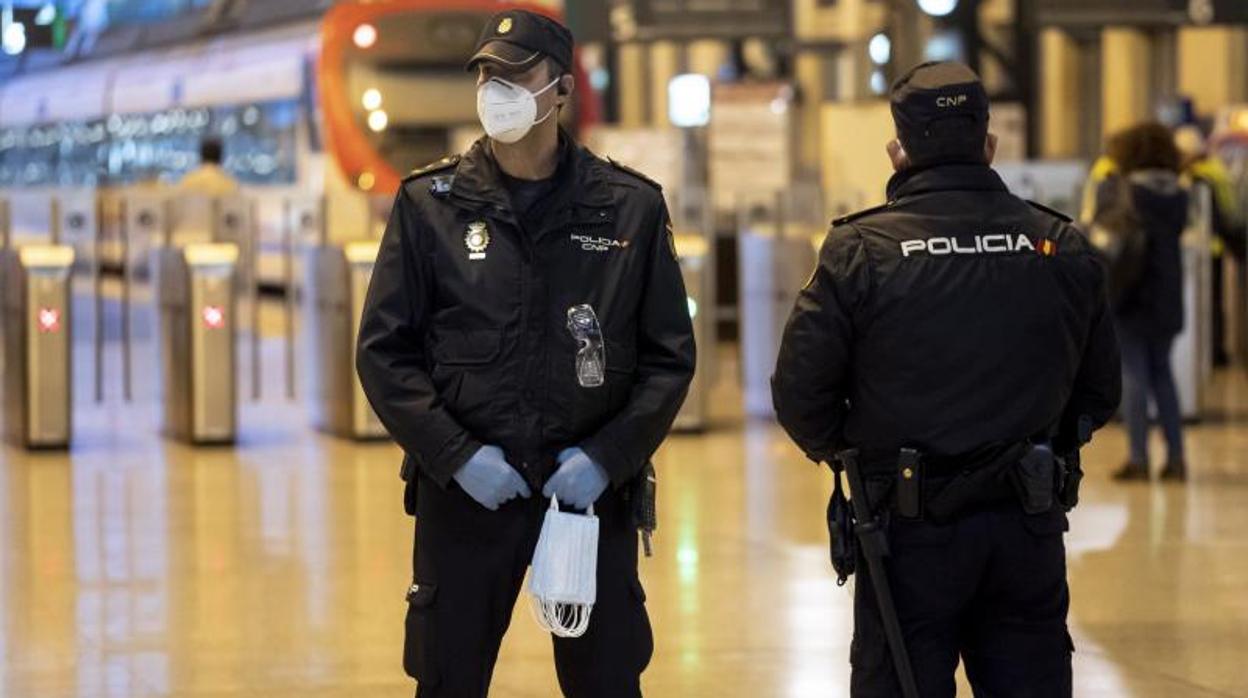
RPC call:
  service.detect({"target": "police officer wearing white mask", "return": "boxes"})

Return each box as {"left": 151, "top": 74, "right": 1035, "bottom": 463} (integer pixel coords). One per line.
{"left": 356, "top": 9, "right": 696, "bottom": 698}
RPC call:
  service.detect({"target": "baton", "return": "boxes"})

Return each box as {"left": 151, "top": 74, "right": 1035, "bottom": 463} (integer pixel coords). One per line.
{"left": 837, "top": 448, "right": 920, "bottom": 698}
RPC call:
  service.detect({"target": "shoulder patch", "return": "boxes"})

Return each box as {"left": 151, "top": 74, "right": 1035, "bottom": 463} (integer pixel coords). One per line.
{"left": 607, "top": 158, "right": 662, "bottom": 191}
{"left": 832, "top": 202, "right": 892, "bottom": 227}
{"left": 428, "top": 174, "right": 454, "bottom": 198}
{"left": 403, "top": 154, "right": 460, "bottom": 182}
{"left": 1025, "top": 199, "right": 1073, "bottom": 223}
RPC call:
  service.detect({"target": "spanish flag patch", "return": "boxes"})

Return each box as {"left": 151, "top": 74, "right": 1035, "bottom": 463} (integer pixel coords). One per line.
{"left": 1038, "top": 239, "right": 1058, "bottom": 257}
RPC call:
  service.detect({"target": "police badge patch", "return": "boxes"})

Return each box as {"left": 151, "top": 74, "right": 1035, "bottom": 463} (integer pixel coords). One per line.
{"left": 465, "top": 221, "right": 490, "bottom": 260}
{"left": 665, "top": 220, "right": 679, "bottom": 261}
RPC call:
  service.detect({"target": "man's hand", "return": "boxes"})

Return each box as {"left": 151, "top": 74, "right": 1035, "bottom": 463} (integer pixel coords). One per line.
{"left": 543, "top": 447, "right": 610, "bottom": 510}
{"left": 453, "top": 445, "right": 531, "bottom": 511}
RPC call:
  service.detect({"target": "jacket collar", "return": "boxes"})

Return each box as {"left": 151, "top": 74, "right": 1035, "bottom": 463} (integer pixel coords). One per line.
{"left": 448, "top": 129, "right": 614, "bottom": 216}
{"left": 886, "top": 162, "right": 1009, "bottom": 202}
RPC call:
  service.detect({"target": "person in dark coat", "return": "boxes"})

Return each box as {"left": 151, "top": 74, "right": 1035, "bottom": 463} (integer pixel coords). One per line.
{"left": 1100, "top": 123, "right": 1190, "bottom": 482}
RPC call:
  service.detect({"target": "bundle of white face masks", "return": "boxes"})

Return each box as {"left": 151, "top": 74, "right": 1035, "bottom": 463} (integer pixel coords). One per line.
{"left": 528, "top": 496, "right": 599, "bottom": 638}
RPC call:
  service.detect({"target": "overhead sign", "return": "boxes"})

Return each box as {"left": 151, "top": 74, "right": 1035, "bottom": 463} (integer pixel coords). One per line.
{"left": 612, "top": 0, "right": 790, "bottom": 41}
{"left": 1036, "top": 0, "right": 1248, "bottom": 26}
{"left": 708, "top": 82, "right": 795, "bottom": 214}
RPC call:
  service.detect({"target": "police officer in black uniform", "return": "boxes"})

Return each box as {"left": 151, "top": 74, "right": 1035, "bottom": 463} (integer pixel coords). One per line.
{"left": 355, "top": 10, "right": 695, "bottom": 698}
{"left": 771, "top": 62, "right": 1121, "bottom": 697}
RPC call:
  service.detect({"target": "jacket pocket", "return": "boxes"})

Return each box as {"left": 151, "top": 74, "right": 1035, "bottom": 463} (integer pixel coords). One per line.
{"left": 403, "top": 581, "right": 440, "bottom": 685}
{"left": 605, "top": 339, "right": 639, "bottom": 411}
{"left": 431, "top": 328, "right": 503, "bottom": 366}
{"left": 430, "top": 329, "right": 505, "bottom": 424}
{"left": 628, "top": 576, "right": 654, "bottom": 673}
{"left": 605, "top": 339, "right": 638, "bottom": 376}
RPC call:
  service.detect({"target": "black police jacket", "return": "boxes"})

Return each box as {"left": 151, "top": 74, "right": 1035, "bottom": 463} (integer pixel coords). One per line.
{"left": 356, "top": 135, "right": 695, "bottom": 490}
{"left": 772, "top": 163, "right": 1122, "bottom": 470}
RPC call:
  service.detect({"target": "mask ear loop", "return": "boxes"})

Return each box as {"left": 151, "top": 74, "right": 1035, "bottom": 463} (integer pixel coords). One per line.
{"left": 532, "top": 104, "right": 557, "bottom": 126}
{"left": 531, "top": 76, "right": 562, "bottom": 125}
{"left": 541, "top": 599, "right": 592, "bottom": 638}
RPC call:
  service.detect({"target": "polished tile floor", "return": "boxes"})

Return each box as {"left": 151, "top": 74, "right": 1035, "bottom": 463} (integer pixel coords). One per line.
{"left": 2, "top": 334, "right": 1248, "bottom": 697}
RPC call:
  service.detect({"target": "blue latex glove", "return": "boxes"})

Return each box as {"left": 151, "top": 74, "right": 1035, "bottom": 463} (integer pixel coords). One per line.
{"left": 543, "top": 447, "right": 610, "bottom": 510}
{"left": 453, "top": 445, "right": 531, "bottom": 511}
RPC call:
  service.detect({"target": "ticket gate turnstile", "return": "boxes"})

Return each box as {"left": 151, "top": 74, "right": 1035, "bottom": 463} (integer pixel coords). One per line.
{"left": 306, "top": 241, "right": 385, "bottom": 439}
{"left": 1174, "top": 186, "right": 1215, "bottom": 420}
{"left": 673, "top": 234, "right": 714, "bottom": 431}
{"left": 157, "top": 242, "right": 239, "bottom": 444}
{"left": 1, "top": 244, "right": 74, "bottom": 448}
{"left": 737, "top": 225, "right": 820, "bottom": 418}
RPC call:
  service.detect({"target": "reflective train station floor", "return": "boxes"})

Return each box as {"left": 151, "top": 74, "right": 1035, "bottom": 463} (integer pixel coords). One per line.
{"left": 6, "top": 1, "right": 1248, "bottom": 696}
{"left": 2, "top": 316, "right": 1247, "bottom": 698}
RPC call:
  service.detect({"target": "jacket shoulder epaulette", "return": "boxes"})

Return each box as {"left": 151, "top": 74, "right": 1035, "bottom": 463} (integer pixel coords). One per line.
{"left": 403, "top": 154, "right": 460, "bottom": 182}
{"left": 607, "top": 158, "right": 662, "bottom": 191}
{"left": 1025, "top": 199, "right": 1073, "bottom": 223}
{"left": 832, "top": 202, "right": 892, "bottom": 227}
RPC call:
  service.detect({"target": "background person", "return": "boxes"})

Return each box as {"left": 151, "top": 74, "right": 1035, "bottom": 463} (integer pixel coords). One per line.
{"left": 1100, "top": 123, "right": 1190, "bottom": 482}
{"left": 177, "top": 138, "right": 238, "bottom": 195}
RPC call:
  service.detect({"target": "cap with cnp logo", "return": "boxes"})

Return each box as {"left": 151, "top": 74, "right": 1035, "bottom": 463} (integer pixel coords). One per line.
{"left": 466, "top": 9, "right": 574, "bottom": 75}
{"left": 890, "top": 61, "right": 990, "bottom": 167}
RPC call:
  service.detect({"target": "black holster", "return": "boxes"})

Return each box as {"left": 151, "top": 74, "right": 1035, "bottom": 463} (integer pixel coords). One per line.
{"left": 628, "top": 461, "right": 658, "bottom": 557}
{"left": 1056, "top": 450, "right": 1084, "bottom": 511}
{"left": 1054, "top": 414, "right": 1092, "bottom": 512}
{"left": 401, "top": 454, "right": 418, "bottom": 516}
{"left": 1013, "top": 445, "right": 1056, "bottom": 515}
{"left": 826, "top": 460, "right": 857, "bottom": 585}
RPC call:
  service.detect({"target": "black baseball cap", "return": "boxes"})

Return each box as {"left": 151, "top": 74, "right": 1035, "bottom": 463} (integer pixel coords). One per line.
{"left": 466, "top": 9, "right": 573, "bottom": 75}
{"left": 890, "top": 61, "right": 990, "bottom": 167}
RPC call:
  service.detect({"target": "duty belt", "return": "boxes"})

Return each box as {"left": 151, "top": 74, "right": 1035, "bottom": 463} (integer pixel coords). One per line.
{"left": 859, "top": 442, "right": 1049, "bottom": 524}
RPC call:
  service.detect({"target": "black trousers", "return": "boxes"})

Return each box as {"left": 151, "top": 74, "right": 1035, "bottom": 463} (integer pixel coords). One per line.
{"left": 405, "top": 477, "right": 653, "bottom": 698}
{"left": 850, "top": 506, "right": 1073, "bottom": 698}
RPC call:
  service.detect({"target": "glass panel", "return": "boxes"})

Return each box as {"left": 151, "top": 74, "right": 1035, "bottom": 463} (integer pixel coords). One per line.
{"left": 55, "top": 191, "right": 102, "bottom": 407}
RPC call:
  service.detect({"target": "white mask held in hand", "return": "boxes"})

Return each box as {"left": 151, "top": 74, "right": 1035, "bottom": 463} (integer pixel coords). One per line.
{"left": 477, "top": 76, "right": 559, "bottom": 144}
{"left": 528, "top": 496, "right": 599, "bottom": 637}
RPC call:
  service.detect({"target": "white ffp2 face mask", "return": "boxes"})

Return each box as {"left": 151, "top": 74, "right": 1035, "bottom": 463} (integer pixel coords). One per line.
{"left": 476, "top": 76, "right": 559, "bottom": 144}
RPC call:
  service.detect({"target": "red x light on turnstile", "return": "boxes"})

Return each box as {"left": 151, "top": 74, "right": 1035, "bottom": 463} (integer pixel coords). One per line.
{"left": 37, "top": 307, "right": 61, "bottom": 333}
{"left": 202, "top": 305, "right": 226, "bottom": 330}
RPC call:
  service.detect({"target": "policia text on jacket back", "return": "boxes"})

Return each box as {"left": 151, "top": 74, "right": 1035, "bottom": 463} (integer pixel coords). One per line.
{"left": 355, "top": 10, "right": 695, "bottom": 698}
{"left": 771, "top": 62, "right": 1121, "bottom": 697}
